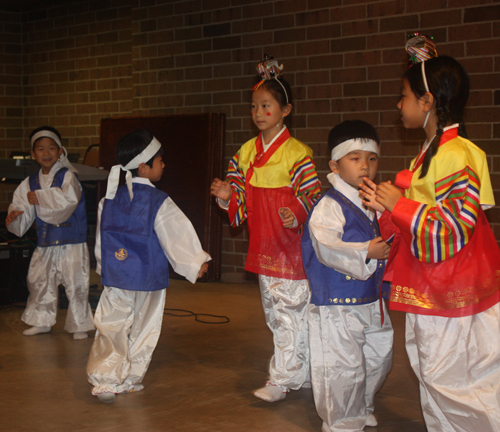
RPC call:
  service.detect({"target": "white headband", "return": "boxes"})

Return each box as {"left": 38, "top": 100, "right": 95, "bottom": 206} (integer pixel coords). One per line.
{"left": 330, "top": 138, "right": 380, "bottom": 161}
{"left": 31, "top": 130, "right": 78, "bottom": 173}
{"left": 105, "top": 136, "right": 162, "bottom": 201}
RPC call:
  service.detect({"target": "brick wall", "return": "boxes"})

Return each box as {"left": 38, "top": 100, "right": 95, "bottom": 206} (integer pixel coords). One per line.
{"left": 1, "top": 0, "right": 499, "bottom": 281}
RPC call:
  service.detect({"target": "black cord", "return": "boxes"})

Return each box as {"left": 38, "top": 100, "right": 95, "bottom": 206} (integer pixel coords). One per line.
{"left": 163, "top": 308, "right": 230, "bottom": 324}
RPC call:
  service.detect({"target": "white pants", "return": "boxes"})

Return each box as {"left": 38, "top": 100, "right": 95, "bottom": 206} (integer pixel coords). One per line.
{"left": 258, "top": 275, "right": 310, "bottom": 390}
{"left": 309, "top": 301, "right": 393, "bottom": 432}
{"left": 406, "top": 303, "right": 500, "bottom": 432}
{"left": 87, "top": 287, "right": 166, "bottom": 395}
{"left": 22, "top": 243, "right": 94, "bottom": 333}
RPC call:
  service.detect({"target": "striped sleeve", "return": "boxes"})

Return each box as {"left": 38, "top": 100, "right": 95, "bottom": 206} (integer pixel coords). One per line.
{"left": 287, "top": 156, "right": 322, "bottom": 226}
{"left": 393, "top": 166, "right": 481, "bottom": 263}
{"left": 225, "top": 152, "right": 247, "bottom": 227}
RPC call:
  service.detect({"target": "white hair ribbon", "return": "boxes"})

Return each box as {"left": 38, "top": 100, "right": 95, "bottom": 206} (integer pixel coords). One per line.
{"left": 330, "top": 138, "right": 380, "bottom": 161}
{"left": 31, "top": 130, "right": 78, "bottom": 173}
{"left": 105, "top": 136, "right": 162, "bottom": 201}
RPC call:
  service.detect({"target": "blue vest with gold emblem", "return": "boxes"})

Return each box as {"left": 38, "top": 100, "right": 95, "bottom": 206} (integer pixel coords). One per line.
{"left": 29, "top": 168, "right": 87, "bottom": 247}
{"left": 100, "top": 183, "right": 170, "bottom": 291}
{"left": 302, "top": 188, "right": 388, "bottom": 306}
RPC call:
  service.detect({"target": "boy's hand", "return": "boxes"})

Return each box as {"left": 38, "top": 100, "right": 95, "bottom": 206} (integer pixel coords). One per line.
{"left": 27, "top": 191, "right": 39, "bottom": 206}
{"left": 210, "top": 178, "right": 232, "bottom": 202}
{"left": 5, "top": 210, "right": 24, "bottom": 227}
{"left": 279, "top": 207, "right": 296, "bottom": 229}
{"left": 375, "top": 182, "right": 403, "bottom": 213}
{"left": 359, "top": 178, "right": 386, "bottom": 213}
{"left": 197, "top": 262, "right": 209, "bottom": 279}
{"left": 367, "top": 236, "right": 391, "bottom": 260}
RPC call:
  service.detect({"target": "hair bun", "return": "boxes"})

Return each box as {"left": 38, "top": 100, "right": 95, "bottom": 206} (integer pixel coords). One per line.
{"left": 406, "top": 33, "right": 438, "bottom": 67}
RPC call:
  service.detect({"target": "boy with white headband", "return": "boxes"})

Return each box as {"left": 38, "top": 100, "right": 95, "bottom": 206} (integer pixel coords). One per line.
{"left": 87, "top": 129, "right": 210, "bottom": 403}
{"left": 301, "top": 120, "right": 393, "bottom": 431}
{"left": 5, "top": 126, "right": 94, "bottom": 339}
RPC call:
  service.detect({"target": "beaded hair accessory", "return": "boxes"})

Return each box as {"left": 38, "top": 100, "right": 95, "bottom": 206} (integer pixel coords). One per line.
{"left": 405, "top": 32, "right": 438, "bottom": 92}
{"left": 405, "top": 33, "right": 438, "bottom": 128}
{"left": 252, "top": 54, "right": 289, "bottom": 103}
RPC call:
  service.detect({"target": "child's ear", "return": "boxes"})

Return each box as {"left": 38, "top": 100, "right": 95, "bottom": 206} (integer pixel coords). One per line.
{"left": 138, "top": 162, "right": 148, "bottom": 176}
{"left": 420, "top": 92, "right": 435, "bottom": 113}
{"left": 30, "top": 150, "right": 35, "bottom": 159}
{"left": 282, "top": 103, "right": 292, "bottom": 118}
{"left": 58, "top": 148, "right": 64, "bottom": 157}
{"left": 329, "top": 160, "right": 340, "bottom": 174}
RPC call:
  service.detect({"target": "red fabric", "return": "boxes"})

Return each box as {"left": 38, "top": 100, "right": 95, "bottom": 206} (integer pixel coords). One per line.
{"left": 230, "top": 129, "right": 307, "bottom": 280}
{"left": 388, "top": 208, "right": 500, "bottom": 317}
{"left": 244, "top": 185, "right": 306, "bottom": 279}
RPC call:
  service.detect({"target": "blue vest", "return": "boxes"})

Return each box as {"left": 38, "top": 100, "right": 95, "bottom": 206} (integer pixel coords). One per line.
{"left": 302, "top": 188, "right": 389, "bottom": 306}
{"left": 100, "top": 183, "right": 170, "bottom": 292}
{"left": 29, "top": 168, "right": 87, "bottom": 247}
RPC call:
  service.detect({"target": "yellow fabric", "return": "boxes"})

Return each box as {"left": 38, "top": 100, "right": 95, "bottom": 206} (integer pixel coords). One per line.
{"left": 406, "top": 135, "right": 495, "bottom": 206}
{"left": 237, "top": 136, "right": 315, "bottom": 189}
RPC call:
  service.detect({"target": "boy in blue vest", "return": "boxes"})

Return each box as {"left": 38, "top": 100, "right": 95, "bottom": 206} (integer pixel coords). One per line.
{"left": 86, "top": 129, "right": 211, "bottom": 404}
{"left": 301, "top": 120, "right": 394, "bottom": 431}
{"left": 6, "top": 126, "right": 94, "bottom": 339}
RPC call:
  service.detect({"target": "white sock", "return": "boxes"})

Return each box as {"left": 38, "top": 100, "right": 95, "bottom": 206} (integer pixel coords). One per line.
{"left": 73, "top": 332, "right": 88, "bottom": 340}
{"left": 23, "top": 326, "right": 51, "bottom": 336}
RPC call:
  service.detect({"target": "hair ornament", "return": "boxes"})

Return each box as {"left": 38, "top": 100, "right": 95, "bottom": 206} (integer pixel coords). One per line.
{"left": 405, "top": 32, "right": 438, "bottom": 67}
{"left": 252, "top": 54, "right": 288, "bottom": 103}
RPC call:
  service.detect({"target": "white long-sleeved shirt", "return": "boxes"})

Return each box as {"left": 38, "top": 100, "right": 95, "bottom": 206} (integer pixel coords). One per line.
{"left": 308, "top": 172, "right": 377, "bottom": 281}
{"left": 7, "top": 161, "right": 82, "bottom": 237}
{"left": 95, "top": 177, "right": 211, "bottom": 285}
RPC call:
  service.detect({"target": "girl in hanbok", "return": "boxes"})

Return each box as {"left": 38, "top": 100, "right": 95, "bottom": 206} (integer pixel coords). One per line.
{"left": 361, "top": 34, "right": 500, "bottom": 432}
{"left": 210, "top": 55, "right": 322, "bottom": 402}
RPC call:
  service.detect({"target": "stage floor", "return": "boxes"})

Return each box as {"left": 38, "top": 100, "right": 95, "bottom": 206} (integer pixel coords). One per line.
{"left": 0, "top": 277, "right": 426, "bottom": 432}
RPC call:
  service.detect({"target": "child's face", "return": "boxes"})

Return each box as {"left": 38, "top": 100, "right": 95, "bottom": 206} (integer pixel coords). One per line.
{"left": 251, "top": 87, "right": 291, "bottom": 132}
{"left": 397, "top": 78, "right": 428, "bottom": 129}
{"left": 30, "top": 137, "right": 63, "bottom": 174}
{"left": 329, "top": 150, "right": 379, "bottom": 190}
{"left": 147, "top": 154, "right": 165, "bottom": 182}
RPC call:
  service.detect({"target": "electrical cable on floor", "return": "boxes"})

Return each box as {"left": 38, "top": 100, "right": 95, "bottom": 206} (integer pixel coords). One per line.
{"left": 163, "top": 308, "right": 230, "bottom": 324}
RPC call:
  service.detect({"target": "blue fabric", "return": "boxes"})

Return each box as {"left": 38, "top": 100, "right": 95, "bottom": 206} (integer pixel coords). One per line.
{"left": 302, "top": 188, "right": 389, "bottom": 306}
{"left": 100, "top": 183, "right": 170, "bottom": 292}
{"left": 29, "top": 168, "right": 87, "bottom": 247}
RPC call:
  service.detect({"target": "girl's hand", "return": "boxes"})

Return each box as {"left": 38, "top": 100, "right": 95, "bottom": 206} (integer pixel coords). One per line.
{"left": 197, "top": 262, "right": 209, "bottom": 279}
{"left": 367, "top": 236, "right": 391, "bottom": 260}
{"left": 279, "top": 207, "right": 295, "bottom": 229}
{"left": 27, "top": 191, "right": 39, "bottom": 206}
{"left": 359, "top": 178, "right": 386, "bottom": 213}
{"left": 210, "top": 178, "right": 232, "bottom": 202}
{"left": 375, "top": 182, "right": 403, "bottom": 213}
{"left": 5, "top": 210, "right": 24, "bottom": 227}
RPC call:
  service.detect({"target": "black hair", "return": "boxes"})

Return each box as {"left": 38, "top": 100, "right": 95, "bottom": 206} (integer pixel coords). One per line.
{"left": 253, "top": 76, "right": 293, "bottom": 127}
{"left": 403, "top": 55, "right": 469, "bottom": 178}
{"left": 328, "top": 120, "right": 380, "bottom": 157}
{"left": 116, "top": 129, "right": 163, "bottom": 177}
{"left": 29, "top": 126, "right": 62, "bottom": 148}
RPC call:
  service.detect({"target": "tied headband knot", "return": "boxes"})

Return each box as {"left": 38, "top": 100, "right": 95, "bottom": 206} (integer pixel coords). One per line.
{"left": 105, "top": 136, "right": 162, "bottom": 201}
{"left": 330, "top": 138, "right": 380, "bottom": 162}
{"left": 252, "top": 54, "right": 289, "bottom": 104}
{"left": 30, "top": 130, "right": 78, "bottom": 174}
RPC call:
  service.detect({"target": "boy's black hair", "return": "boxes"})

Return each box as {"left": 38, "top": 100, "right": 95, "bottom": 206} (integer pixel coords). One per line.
{"left": 328, "top": 120, "right": 380, "bottom": 156}
{"left": 116, "top": 129, "right": 163, "bottom": 177}
{"left": 403, "top": 55, "right": 469, "bottom": 178}
{"left": 29, "top": 126, "right": 62, "bottom": 148}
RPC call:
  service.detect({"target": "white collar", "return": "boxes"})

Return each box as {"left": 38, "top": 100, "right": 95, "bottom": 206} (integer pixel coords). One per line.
{"left": 327, "top": 172, "right": 373, "bottom": 217}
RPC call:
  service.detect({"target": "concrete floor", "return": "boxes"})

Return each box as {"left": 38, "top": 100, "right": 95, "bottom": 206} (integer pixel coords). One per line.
{"left": 0, "top": 279, "right": 426, "bottom": 432}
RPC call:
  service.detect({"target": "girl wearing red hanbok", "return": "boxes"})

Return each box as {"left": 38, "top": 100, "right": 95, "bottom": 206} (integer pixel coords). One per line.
{"left": 361, "top": 35, "right": 500, "bottom": 432}
{"left": 211, "top": 55, "right": 322, "bottom": 403}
